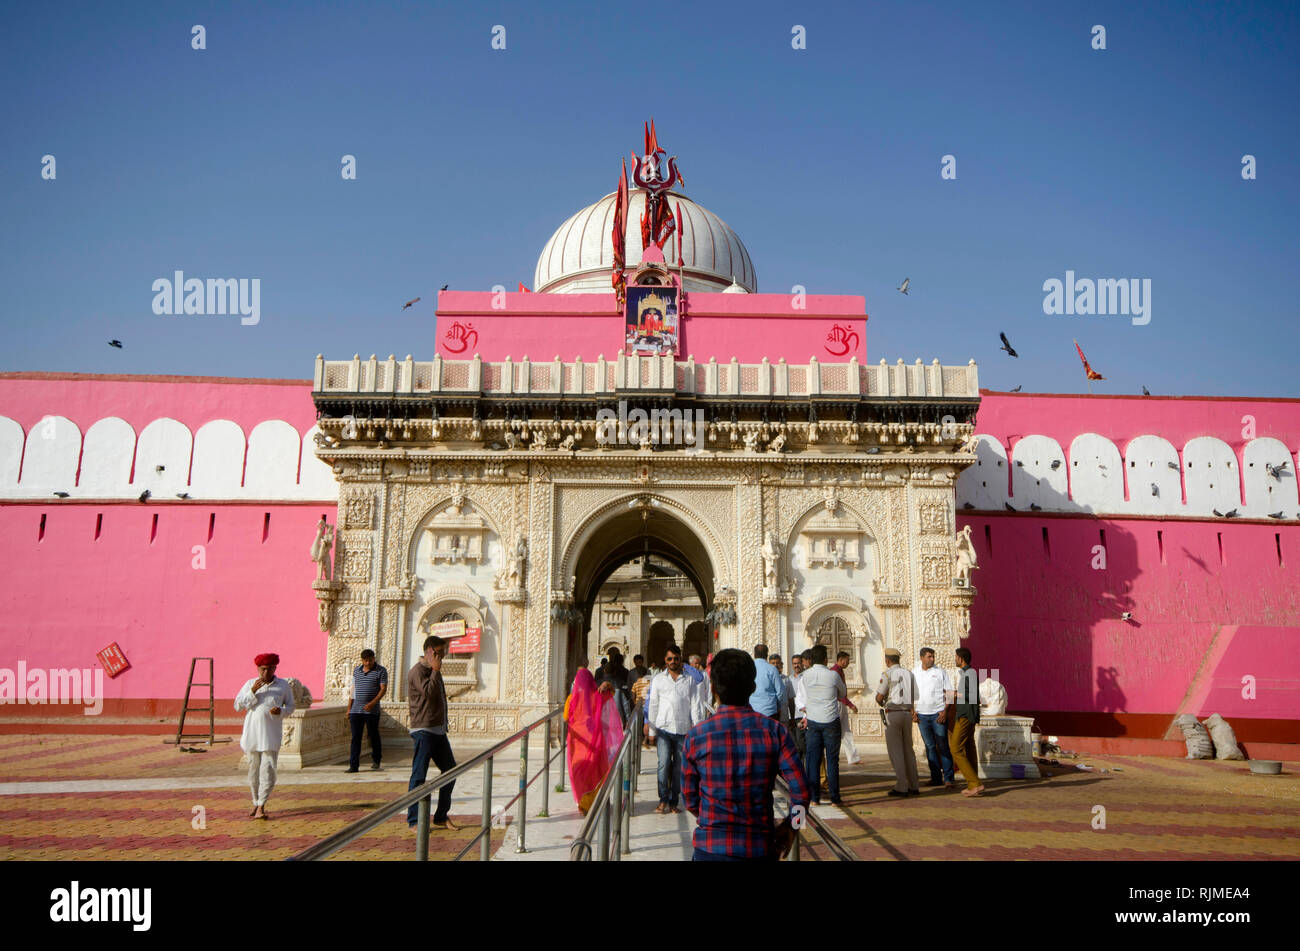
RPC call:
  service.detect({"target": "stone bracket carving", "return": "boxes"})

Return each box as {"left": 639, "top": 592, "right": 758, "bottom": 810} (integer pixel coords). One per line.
{"left": 313, "top": 579, "right": 342, "bottom": 632}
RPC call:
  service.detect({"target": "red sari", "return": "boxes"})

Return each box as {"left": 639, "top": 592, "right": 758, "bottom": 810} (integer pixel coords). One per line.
{"left": 565, "top": 669, "right": 623, "bottom": 813}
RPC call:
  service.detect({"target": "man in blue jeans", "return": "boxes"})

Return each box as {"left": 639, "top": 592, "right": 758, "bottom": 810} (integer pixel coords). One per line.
{"left": 345, "top": 648, "right": 387, "bottom": 773}
{"left": 912, "top": 646, "right": 957, "bottom": 787}
{"left": 645, "top": 644, "right": 705, "bottom": 813}
{"left": 406, "top": 635, "right": 457, "bottom": 830}
{"left": 799, "top": 644, "right": 846, "bottom": 804}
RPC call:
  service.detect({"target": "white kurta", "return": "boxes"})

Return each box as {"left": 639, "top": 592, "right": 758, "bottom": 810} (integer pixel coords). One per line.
{"left": 234, "top": 677, "right": 295, "bottom": 752}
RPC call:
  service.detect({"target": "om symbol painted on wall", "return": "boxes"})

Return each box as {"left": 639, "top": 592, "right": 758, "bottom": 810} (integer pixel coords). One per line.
{"left": 444, "top": 321, "right": 478, "bottom": 354}
{"left": 825, "top": 323, "right": 859, "bottom": 357}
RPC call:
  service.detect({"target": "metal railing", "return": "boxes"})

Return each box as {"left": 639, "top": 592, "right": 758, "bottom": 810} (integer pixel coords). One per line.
{"left": 777, "top": 775, "right": 857, "bottom": 862}
{"left": 287, "top": 705, "right": 565, "bottom": 861}
{"left": 568, "top": 704, "right": 643, "bottom": 860}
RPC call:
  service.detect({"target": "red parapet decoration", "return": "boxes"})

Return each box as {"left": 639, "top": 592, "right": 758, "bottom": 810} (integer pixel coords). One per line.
{"left": 97, "top": 642, "right": 130, "bottom": 678}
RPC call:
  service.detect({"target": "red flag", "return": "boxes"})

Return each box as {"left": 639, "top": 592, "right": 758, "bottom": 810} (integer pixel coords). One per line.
{"left": 612, "top": 159, "right": 629, "bottom": 301}
{"left": 1074, "top": 340, "right": 1104, "bottom": 380}
{"left": 518, "top": 283, "right": 531, "bottom": 293}
{"left": 675, "top": 202, "right": 684, "bottom": 267}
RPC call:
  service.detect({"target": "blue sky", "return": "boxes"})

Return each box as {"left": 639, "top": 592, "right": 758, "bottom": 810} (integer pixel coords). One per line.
{"left": 1, "top": 0, "right": 1296, "bottom": 396}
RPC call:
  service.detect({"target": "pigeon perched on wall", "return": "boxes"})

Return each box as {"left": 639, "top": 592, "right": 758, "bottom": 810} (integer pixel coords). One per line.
{"left": 1004, "top": 502, "right": 1016, "bottom": 511}
{"left": 108, "top": 340, "right": 123, "bottom": 348}
{"left": 897, "top": 278, "right": 909, "bottom": 295}
{"left": 1212, "top": 508, "right": 1238, "bottom": 518}
{"left": 155, "top": 465, "right": 165, "bottom": 473}
{"left": 53, "top": 491, "right": 69, "bottom": 498}
{"left": 1010, "top": 385, "right": 1022, "bottom": 393}
{"left": 962, "top": 502, "right": 974, "bottom": 510}
{"left": 1151, "top": 483, "right": 1159, "bottom": 496}
{"left": 1142, "top": 386, "right": 1150, "bottom": 396}
{"left": 176, "top": 492, "right": 190, "bottom": 499}
{"left": 1050, "top": 459, "right": 1061, "bottom": 470}
{"left": 999, "top": 333, "right": 1018, "bottom": 358}
{"left": 1265, "top": 461, "right": 1290, "bottom": 479}
{"left": 138, "top": 490, "right": 150, "bottom": 502}
{"left": 1268, "top": 511, "right": 1284, "bottom": 519}
{"left": 1167, "top": 461, "right": 1180, "bottom": 470}
{"left": 441, "top": 284, "right": 449, "bottom": 291}
{"left": 1030, "top": 503, "right": 1042, "bottom": 510}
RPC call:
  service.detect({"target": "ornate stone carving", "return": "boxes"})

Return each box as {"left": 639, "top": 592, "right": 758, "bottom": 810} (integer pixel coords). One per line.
{"left": 310, "top": 517, "right": 335, "bottom": 580}
{"left": 919, "top": 499, "right": 947, "bottom": 534}
{"left": 954, "top": 524, "right": 979, "bottom": 588}
{"left": 343, "top": 492, "right": 375, "bottom": 529}
{"left": 920, "top": 550, "right": 951, "bottom": 588}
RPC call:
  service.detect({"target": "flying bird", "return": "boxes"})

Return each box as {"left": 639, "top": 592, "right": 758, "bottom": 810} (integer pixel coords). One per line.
{"left": 108, "top": 340, "right": 123, "bottom": 349}
{"left": 1074, "top": 340, "right": 1104, "bottom": 381}
{"left": 53, "top": 491, "right": 69, "bottom": 498}
{"left": 999, "top": 333, "right": 1018, "bottom": 358}
{"left": 1142, "top": 386, "right": 1150, "bottom": 396}
{"left": 1265, "top": 461, "right": 1290, "bottom": 480}
{"left": 1010, "top": 385, "right": 1022, "bottom": 393}
{"left": 138, "top": 489, "right": 151, "bottom": 503}
{"left": 401, "top": 297, "right": 421, "bottom": 311}
{"left": 1212, "top": 508, "right": 1238, "bottom": 518}
{"left": 897, "top": 278, "right": 910, "bottom": 295}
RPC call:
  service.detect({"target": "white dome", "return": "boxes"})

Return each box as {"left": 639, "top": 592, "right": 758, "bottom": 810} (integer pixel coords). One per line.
{"left": 535, "top": 189, "right": 757, "bottom": 294}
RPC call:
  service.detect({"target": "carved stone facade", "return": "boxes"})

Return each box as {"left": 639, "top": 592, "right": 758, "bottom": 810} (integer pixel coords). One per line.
{"left": 309, "top": 394, "right": 979, "bottom": 742}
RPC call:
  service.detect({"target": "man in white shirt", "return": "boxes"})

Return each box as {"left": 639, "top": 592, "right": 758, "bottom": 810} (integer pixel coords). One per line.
{"left": 912, "top": 646, "right": 956, "bottom": 788}
{"left": 234, "top": 652, "right": 296, "bottom": 820}
{"left": 645, "top": 644, "right": 706, "bottom": 813}
{"left": 798, "top": 644, "right": 846, "bottom": 805}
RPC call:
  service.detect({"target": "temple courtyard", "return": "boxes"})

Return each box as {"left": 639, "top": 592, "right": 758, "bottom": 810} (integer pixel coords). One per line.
{"left": 0, "top": 735, "right": 1295, "bottom": 861}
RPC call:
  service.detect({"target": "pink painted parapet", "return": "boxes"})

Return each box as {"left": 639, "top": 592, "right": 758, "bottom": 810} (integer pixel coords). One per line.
{"left": 0, "top": 372, "right": 318, "bottom": 434}
{"left": 957, "top": 392, "right": 1300, "bottom": 753}
{"left": 434, "top": 290, "right": 868, "bottom": 364}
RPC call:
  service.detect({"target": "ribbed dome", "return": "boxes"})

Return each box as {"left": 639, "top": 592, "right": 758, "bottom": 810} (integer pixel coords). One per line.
{"left": 535, "top": 189, "right": 757, "bottom": 294}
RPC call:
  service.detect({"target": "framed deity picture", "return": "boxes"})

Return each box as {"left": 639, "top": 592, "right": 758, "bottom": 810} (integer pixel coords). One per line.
{"left": 624, "top": 285, "right": 679, "bottom": 356}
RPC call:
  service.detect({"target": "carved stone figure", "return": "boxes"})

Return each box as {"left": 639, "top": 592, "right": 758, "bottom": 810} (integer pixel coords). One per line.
{"left": 310, "top": 517, "right": 335, "bottom": 581}
{"left": 286, "top": 677, "right": 315, "bottom": 709}
{"left": 980, "top": 676, "right": 1007, "bottom": 715}
{"left": 762, "top": 531, "right": 781, "bottom": 589}
{"left": 768, "top": 432, "right": 786, "bottom": 452}
{"left": 507, "top": 533, "right": 528, "bottom": 588}
{"left": 954, "top": 524, "right": 978, "bottom": 587}
{"left": 559, "top": 433, "right": 577, "bottom": 451}
{"left": 743, "top": 430, "right": 761, "bottom": 452}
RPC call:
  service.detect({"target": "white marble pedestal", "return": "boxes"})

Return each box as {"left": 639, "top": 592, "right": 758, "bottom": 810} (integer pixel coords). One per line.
{"left": 239, "top": 704, "right": 352, "bottom": 770}
{"left": 976, "top": 715, "right": 1041, "bottom": 780}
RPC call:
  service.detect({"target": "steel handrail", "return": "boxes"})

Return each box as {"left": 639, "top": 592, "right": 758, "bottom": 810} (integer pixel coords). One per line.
{"left": 287, "top": 704, "right": 563, "bottom": 861}
{"left": 568, "top": 704, "right": 642, "bottom": 860}
{"left": 776, "top": 774, "right": 857, "bottom": 861}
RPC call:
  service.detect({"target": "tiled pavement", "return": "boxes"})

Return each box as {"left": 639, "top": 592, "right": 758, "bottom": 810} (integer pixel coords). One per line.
{"left": 1, "top": 736, "right": 1297, "bottom": 860}
{"left": 822, "top": 751, "right": 1300, "bottom": 860}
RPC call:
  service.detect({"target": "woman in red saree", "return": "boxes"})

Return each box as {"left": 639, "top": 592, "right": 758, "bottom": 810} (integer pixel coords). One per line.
{"left": 565, "top": 667, "right": 623, "bottom": 815}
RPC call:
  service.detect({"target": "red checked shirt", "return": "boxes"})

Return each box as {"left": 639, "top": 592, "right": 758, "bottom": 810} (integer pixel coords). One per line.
{"left": 681, "top": 704, "right": 811, "bottom": 858}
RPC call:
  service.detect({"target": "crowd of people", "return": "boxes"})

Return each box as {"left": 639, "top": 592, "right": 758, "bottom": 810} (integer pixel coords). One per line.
{"left": 561, "top": 640, "right": 987, "bottom": 860}
{"left": 230, "top": 635, "right": 985, "bottom": 860}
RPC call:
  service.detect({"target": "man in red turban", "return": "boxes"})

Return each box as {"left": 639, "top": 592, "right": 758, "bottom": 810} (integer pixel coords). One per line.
{"left": 234, "top": 653, "right": 295, "bottom": 819}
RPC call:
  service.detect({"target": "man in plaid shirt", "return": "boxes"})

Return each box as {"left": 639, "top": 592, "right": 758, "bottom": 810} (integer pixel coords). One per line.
{"left": 682, "top": 648, "right": 810, "bottom": 861}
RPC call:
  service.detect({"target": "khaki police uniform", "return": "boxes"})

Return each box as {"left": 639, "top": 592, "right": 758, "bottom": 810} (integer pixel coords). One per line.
{"left": 877, "top": 653, "right": 920, "bottom": 794}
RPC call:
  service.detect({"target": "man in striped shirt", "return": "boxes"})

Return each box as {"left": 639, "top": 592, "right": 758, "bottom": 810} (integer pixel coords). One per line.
{"left": 345, "top": 649, "right": 388, "bottom": 773}
{"left": 682, "top": 648, "right": 810, "bottom": 861}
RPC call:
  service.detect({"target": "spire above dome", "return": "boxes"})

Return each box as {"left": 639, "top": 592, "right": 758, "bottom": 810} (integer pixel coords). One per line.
{"left": 534, "top": 122, "right": 757, "bottom": 294}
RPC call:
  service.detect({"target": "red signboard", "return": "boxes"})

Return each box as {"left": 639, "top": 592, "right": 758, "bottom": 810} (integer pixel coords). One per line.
{"left": 451, "top": 626, "right": 481, "bottom": 654}
{"left": 97, "top": 642, "right": 130, "bottom": 678}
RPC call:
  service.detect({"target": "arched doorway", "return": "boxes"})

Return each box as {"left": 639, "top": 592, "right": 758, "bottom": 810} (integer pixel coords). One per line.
{"left": 559, "top": 497, "right": 721, "bottom": 696}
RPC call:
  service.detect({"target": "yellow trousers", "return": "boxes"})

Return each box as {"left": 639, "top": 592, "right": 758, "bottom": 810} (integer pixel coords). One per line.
{"left": 949, "top": 718, "right": 981, "bottom": 789}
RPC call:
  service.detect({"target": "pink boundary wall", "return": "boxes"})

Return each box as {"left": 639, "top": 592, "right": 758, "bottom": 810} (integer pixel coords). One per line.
{"left": 0, "top": 374, "right": 332, "bottom": 708}
{"left": 433, "top": 290, "right": 868, "bottom": 364}
{"left": 961, "top": 392, "right": 1300, "bottom": 744}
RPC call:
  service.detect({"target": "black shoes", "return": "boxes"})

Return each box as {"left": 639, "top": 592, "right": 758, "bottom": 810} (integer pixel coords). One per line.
{"left": 888, "top": 789, "right": 908, "bottom": 797}
{"left": 926, "top": 779, "right": 945, "bottom": 787}
{"left": 344, "top": 766, "right": 359, "bottom": 773}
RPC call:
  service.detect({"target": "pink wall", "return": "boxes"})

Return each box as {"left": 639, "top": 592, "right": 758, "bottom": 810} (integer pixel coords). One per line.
{"left": 977, "top": 390, "right": 1300, "bottom": 465}
{"left": 434, "top": 290, "right": 868, "bottom": 365}
{"left": 0, "top": 502, "right": 332, "bottom": 708}
{"left": 960, "top": 392, "right": 1300, "bottom": 741}
{"left": 0, "top": 372, "right": 317, "bottom": 435}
